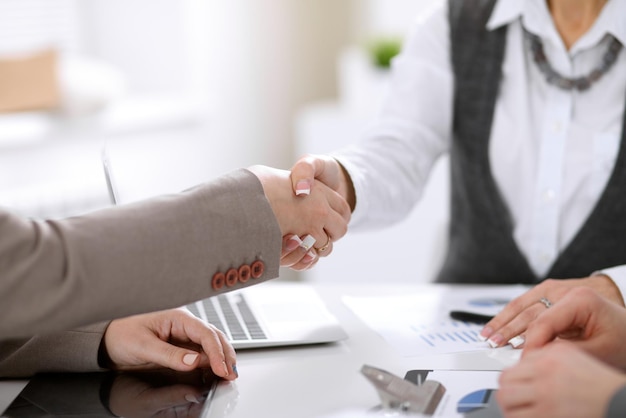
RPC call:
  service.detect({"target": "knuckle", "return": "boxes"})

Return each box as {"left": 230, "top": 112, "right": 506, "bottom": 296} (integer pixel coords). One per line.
{"left": 542, "top": 278, "right": 558, "bottom": 288}
{"left": 569, "top": 286, "right": 595, "bottom": 299}
{"left": 518, "top": 306, "right": 539, "bottom": 323}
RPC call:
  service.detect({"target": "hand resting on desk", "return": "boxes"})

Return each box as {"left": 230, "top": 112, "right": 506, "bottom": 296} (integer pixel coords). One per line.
{"left": 102, "top": 307, "right": 237, "bottom": 380}
{"left": 497, "top": 341, "right": 626, "bottom": 418}
{"left": 497, "top": 287, "right": 626, "bottom": 417}
{"left": 522, "top": 287, "right": 626, "bottom": 369}
{"left": 479, "top": 274, "right": 624, "bottom": 348}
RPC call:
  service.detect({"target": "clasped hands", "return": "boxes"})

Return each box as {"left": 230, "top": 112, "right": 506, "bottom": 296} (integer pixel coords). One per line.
{"left": 248, "top": 154, "right": 354, "bottom": 271}
{"left": 99, "top": 157, "right": 351, "bottom": 380}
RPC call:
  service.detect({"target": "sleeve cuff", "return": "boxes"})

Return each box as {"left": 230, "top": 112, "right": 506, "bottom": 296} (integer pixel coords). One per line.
{"left": 592, "top": 265, "right": 626, "bottom": 303}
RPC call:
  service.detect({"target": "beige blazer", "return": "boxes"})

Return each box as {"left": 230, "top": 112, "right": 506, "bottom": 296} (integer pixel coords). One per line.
{"left": 0, "top": 169, "right": 282, "bottom": 377}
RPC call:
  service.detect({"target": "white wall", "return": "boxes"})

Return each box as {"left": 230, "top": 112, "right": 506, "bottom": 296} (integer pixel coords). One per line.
{"left": 201, "top": 0, "right": 353, "bottom": 172}
{"left": 0, "top": 0, "right": 444, "bottom": 283}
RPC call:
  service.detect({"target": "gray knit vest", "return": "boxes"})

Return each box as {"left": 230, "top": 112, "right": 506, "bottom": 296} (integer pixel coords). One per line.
{"left": 436, "top": 0, "right": 626, "bottom": 284}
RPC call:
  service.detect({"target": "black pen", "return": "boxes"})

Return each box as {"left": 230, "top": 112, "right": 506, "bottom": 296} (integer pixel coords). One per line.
{"left": 449, "top": 310, "right": 494, "bottom": 324}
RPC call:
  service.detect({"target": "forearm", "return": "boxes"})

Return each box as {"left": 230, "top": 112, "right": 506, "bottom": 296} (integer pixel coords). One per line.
{"left": 0, "top": 322, "right": 108, "bottom": 378}
{"left": 0, "top": 169, "right": 281, "bottom": 339}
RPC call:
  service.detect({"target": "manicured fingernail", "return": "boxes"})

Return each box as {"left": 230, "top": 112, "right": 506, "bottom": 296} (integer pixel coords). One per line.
{"left": 487, "top": 334, "right": 504, "bottom": 348}
{"left": 183, "top": 353, "right": 198, "bottom": 365}
{"left": 480, "top": 326, "right": 493, "bottom": 340}
{"left": 185, "top": 394, "right": 200, "bottom": 404}
{"left": 295, "top": 180, "right": 311, "bottom": 195}
{"left": 286, "top": 235, "right": 302, "bottom": 251}
{"left": 508, "top": 335, "right": 525, "bottom": 348}
{"left": 222, "top": 361, "right": 229, "bottom": 376}
{"left": 302, "top": 250, "right": 317, "bottom": 263}
{"left": 232, "top": 364, "right": 238, "bottom": 377}
{"left": 300, "top": 235, "right": 316, "bottom": 251}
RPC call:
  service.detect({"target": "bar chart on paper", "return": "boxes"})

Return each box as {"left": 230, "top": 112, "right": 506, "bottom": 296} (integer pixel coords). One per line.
{"left": 342, "top": 286, "right": 526, "bottom": 357}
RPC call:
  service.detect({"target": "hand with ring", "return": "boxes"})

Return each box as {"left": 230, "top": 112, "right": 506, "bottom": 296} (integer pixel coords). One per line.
{"left": 521, "top": 287, "right": 626, "bottom": 369}
{"left": 274, "top": 154, "right": 354, "bottom": 270}
{"left": 248, "top": 165, "right": 350, "bottom": 271}
{"left": 280, "top": 232, "right": 333, "bottom": 271}
{"left": 479, "top": 274, "right": 625, "bottom": 348}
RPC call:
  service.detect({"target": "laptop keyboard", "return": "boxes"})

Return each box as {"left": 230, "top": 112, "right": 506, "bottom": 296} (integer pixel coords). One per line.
{"left": 187, "top": 294, "right": 267, "bottom": 341}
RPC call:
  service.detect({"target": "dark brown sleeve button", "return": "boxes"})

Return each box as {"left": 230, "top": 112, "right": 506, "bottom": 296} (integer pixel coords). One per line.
{"left": 250, "top": 260, "right": 265, "bottom": 279}
{"left": 212, "top": 272, "right": 225, "bottom": 290}
{"left": 238, "top": 264, "right": 251, "bottom": 283}
{"left": 225, "top": 268, "right": 239, "bottom": 287}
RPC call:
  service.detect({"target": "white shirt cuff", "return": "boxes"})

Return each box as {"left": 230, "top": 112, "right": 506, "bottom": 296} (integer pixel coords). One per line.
{"left": 594, "top": 265, "right": 626, "bottom": 300}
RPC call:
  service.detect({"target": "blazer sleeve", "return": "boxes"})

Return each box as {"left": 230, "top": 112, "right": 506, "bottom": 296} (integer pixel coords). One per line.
{"left": 0, "top": 322, "right": 108, "bottom": 378}
{"left": 0, "top": 169, "right": 282, "bottom": 339}
{"left": 607, "top": 385, "right": 626, "bottom": 418}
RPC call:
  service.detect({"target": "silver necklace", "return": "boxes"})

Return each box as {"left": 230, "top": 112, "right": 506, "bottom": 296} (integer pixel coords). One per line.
{"left": 524, "top": 28, "right": 622, "bottom": 92}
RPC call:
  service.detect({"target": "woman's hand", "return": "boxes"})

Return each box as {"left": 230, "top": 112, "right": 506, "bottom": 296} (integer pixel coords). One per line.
{"left": 102, "top": 308, "right": 237, "bottom": 380}
{"left": 249, "top": 164, "right": 351, "bottom": 270}
{"left": 521, "top": 287, "right": 626, "bottom": 369}
{"left": 480, "top": 275, "right": 624, "bottom": 348}
{"left": 497, "top": 341, "right": 626, "bottom": 418}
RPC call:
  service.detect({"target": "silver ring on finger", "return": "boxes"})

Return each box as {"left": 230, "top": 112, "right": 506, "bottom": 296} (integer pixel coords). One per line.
{"left": 539, "top": 297, "right": 552, "bottom": 309}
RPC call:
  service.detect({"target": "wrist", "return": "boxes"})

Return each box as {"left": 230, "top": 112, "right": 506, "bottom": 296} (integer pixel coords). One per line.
{"left": 591, "top": 272, "right": 625, "bottom": 307}
{"left": 98, "top": 321, "right": 115, "bottom": 370}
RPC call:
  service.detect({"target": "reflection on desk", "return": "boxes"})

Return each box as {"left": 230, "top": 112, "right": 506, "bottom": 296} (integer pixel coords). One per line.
{"left": 3, "top": 369, "right": 218, "bottom": 418}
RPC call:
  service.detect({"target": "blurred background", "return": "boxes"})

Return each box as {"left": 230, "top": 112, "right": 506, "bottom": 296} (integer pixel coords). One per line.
{"left": 0, "top": 0, "right": 448, "bottom": 283}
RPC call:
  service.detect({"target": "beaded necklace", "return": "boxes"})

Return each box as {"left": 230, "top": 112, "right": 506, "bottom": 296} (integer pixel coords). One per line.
{"left": 524, "top": 28, "right": 623, "bottom": 92}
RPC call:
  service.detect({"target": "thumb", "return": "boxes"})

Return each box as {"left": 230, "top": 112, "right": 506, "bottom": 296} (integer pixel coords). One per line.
{"left": 290, "top": 154, "right": 329, "bottom": 196}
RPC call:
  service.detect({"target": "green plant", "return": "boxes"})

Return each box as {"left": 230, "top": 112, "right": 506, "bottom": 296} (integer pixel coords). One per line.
{"left": 367, "top": 36, "right": 403, "bottom": 69}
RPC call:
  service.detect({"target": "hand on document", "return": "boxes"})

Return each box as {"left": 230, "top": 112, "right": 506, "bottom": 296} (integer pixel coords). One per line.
{"left": 521, "top": 287, "right": 626, "bottom": 369}
{"left": 498, "top": 287, "right": 626, "bottom": 418}
{"left": 478, "top": 274, "right": 624, "bottom": 349}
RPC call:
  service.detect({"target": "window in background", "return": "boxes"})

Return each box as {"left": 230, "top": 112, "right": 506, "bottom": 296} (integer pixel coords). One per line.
{"left": 0, "top": 0, "right": 213, "bottom": 219}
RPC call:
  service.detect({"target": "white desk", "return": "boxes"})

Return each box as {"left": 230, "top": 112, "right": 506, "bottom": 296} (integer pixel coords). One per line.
{"left": 0, "top": 283, "right": 520, "bottom": 417}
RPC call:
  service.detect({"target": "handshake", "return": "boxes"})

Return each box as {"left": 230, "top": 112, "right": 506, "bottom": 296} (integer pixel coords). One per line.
{"left": 249, "top": 154, "right": 354, "bottom": 271}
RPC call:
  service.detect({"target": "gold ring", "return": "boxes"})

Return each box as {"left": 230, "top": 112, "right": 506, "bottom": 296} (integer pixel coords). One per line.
{"left": 317, "top": 235, "right": 332, "bottom": 252}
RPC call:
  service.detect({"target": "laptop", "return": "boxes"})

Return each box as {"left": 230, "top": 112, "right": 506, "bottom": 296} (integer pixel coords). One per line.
{"left": 101, "top": 146, "right": 347, "bottom": 349}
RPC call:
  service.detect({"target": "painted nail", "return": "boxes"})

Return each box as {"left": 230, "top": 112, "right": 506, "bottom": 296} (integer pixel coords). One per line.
{"left": 183, "top": 353, "right": 199, "bottom": 365}
{"left": 185, "top": 394, "right": 200, "bottom": 404}
{"left": 222, "top": 361, "right": 229, "bottom": 376}
{"left": 300, "top": 235, "right": 316, "bottom": 251}
{"left": 302, "top": 250, "right": 317, "bottom": 263}
{"left": 508, "top": 335, "right": 525, "bottom": 348}
{"left": 286, "top": 235, "right": 302, "bottom": 251}
{"left": 487, "top": 334, "right": 504, "bottom": 348}
{"left": 480, "top": 326, "right": 493, "bottom": 340}
{"left": 295, "top": 180, "right": 311, "bottom": 196}
{"left": 232, "top": 364, "right": 238, "bottom": 377}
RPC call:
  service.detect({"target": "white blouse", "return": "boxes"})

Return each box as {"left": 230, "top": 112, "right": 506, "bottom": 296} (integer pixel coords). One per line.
{"left": 334, "top": 0, "right": 626, "bottom": 289}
